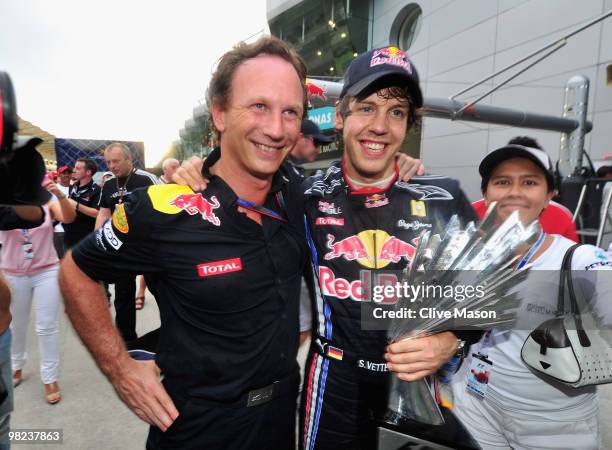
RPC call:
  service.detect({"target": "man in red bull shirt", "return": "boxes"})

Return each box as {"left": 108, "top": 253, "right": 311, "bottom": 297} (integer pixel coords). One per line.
{"left": 300, "top": 47, "right": 481, "bottom": 449}
{"left": 58, "top": 37, "right": 309, "bottom": 449}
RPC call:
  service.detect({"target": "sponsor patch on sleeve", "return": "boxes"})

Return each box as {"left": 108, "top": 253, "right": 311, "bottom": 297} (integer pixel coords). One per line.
{"left": 102, "top": 220, "right": 123, "bottom": 250}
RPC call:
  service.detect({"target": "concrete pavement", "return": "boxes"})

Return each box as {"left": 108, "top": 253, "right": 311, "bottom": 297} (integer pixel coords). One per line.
{"left": 9, "top": 288, "right": 612, "bottom": 449}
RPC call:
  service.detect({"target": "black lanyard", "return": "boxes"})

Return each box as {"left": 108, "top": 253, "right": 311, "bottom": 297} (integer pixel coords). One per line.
{"left": 236, "top": 192, "right": 287, "bottom": 223}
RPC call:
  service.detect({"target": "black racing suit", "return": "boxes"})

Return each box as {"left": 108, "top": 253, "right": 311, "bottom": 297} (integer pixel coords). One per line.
{"left": 300, "top": 161, "right": 480, "bottom": 450}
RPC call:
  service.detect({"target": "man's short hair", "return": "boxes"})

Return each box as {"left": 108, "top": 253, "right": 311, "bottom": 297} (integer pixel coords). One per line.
{"left": 76, "top": 157, "right": 98, "bottom": 175}
{"left": 597, "top": 165, "right": 612, "bottom": 178}
{"left": 207, "top": 36, "right": 308, "bottom": 136}
{"left": 104, "top": 142, "right": 132, "bottom": 160}
{"left": 162, "top": 158, "right": 180, "bottom": 170}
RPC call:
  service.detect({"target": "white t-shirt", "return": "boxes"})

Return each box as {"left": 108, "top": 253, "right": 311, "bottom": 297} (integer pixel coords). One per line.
{"left": 53, "top": 184, "right": 71, "bottom": 232}
{"left": 453, "top": 235, "right": 612, "bottom": 418}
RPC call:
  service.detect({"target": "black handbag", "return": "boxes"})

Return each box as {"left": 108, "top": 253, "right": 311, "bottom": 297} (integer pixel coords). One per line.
{"left": 521, "top": 244, "right": 612, "bottom": 387}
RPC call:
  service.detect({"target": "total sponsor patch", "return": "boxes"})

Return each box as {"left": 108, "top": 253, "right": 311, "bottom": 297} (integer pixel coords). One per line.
{"left": 198, "top": 258, "right": 242, "bottom": 277}
{"left": 316, "top": 217, "right": 344, "bottom": 226}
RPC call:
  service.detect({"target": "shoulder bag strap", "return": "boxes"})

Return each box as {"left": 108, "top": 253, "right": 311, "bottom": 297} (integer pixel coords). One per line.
{"left": 557, "top": 243, "right": 581, "bottom": 315}
{"left": 562, "top": 243, "right": 592, "bottom": 347}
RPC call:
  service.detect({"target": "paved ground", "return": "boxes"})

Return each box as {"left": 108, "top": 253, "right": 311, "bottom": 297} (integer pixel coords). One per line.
{"left": 9, "top": 288, "right": 612, "bottom": 449}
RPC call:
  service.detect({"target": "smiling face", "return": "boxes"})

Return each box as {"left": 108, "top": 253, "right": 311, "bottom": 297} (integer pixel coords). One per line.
{"left": 211, "top": 54, "right": 304, "bottom": 179}
{"left": 336, "top": 88, "right": 410, "bottom": 184}
{"left": 484, "top": 157, "right": 554, "bottom": 225}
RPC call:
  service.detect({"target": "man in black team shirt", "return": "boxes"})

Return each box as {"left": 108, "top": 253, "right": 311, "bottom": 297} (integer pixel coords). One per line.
{"left": 63, "top": 158, "right": 101, "bottom": 249}
{"left": 96, "top": 143, "right": 158, "bottom": 342}
{"left": 59, "top": 37, "right": 308, "bottom": 449}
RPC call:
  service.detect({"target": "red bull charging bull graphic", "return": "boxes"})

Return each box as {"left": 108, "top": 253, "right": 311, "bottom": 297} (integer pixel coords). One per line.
{"left": 170, "top": 193, "right": 221, "bottom": 226}
{"left": 306, "top": 81, "right": 327, "bottom": 101}
{"left": 323, "top": 230, "right": 416, "bottom": 268}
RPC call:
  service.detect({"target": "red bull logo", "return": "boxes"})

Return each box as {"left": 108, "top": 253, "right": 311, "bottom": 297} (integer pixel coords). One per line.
{"left": 323, "top": 230, "right": 417, "bottom": 268}
{"left": 324, "top": 234, "right": 368, "bottom": 261}
{"left": 365, "top": 193, "right": 389, "bottom": 209}
{"left": 370, "top": 46, "right": 413, "bottom": 74}
{"left": 306, "top": 81, "right": 327, "bottom": 101}
{"left": 378, "top": 236, "right": 416, "bottom": 263}
{"left": 318, "top": 266, "right": 400, "bottom": 302}
{"left": 170, "top": 193, "right": 221, "bottom": 226}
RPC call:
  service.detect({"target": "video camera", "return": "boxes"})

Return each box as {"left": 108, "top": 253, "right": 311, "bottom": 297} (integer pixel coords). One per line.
{"left": 0, "top": 71, "right": 50, "bottom": 205}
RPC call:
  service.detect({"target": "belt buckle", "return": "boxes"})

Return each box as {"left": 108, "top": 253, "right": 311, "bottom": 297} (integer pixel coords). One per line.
{"left": 246, "top": 383, "right": 275, "bottom": 407}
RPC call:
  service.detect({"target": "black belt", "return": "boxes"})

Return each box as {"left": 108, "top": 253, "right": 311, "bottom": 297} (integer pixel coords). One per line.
{"left": 163, "top": 368, "right": 299, "bottom": 409}
{"left": 313, "top": 337, "right": 389, "bottom": 373}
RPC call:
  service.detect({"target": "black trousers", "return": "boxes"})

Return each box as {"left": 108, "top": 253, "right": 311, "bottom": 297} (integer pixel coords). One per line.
{"left": 300, "top": 351, "right": 388, "bottom": 450}
{"left": 114, "top": 276, "right": 137, "bottom": 342}
{"left": 146, "top": 375, "right": 299, "bottom": 450}
{"left": 53, "top": 232, "right": 65, "bottom": 259}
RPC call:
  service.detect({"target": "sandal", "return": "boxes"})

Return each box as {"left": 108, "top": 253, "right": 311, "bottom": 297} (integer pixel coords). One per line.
{"left": 12, "top": 369, "right": 23, "bottom": 388}
{"left": 135, "top": 296, "right": 145, "bottom": 310}
{"left": 44, "top": 382, "right": 61, "bottom": 405}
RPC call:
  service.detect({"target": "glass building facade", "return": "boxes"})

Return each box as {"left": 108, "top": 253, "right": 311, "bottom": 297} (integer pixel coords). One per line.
{"left": 269, "top": 0, "right": 371, "bottom": 80}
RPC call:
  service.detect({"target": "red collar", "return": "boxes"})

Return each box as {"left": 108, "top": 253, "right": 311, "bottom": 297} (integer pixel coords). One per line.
{"left": 342, "top": 159, "right": 399, "bottom": 195}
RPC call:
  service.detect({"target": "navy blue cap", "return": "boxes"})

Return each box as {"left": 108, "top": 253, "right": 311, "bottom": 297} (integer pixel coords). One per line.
{"left": 301, "top": 119, "right": 333, "bottom": 144}
{"left": 340, "top": 47, "right": 423, "bottom": 107}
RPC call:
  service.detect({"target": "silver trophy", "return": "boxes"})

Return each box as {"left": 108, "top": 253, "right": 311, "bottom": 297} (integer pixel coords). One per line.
{"left": 384, "top": 202, "right": 540, "bottom": 426}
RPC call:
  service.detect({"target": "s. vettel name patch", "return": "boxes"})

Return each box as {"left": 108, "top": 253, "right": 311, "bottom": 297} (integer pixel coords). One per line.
{"left": 198, "top": 258, "right": 242, "bottom": 277}
{"left": 316, "top": 217, "right": 345, "bottom": 226}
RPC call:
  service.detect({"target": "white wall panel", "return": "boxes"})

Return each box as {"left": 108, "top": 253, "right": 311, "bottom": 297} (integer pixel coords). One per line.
{"left": 428, "top": 19, "right": 497, "bottom": 78}
{"left": 496, "top": 0, "right": 604, "bottom": 51}
{"left": 427, "top": 0, "right": 497, "bottom": 44}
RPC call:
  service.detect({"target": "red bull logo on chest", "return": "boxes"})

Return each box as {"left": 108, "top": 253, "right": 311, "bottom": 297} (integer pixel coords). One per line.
{"left": 323, "top": 230, "right": 417, "bottom": 269}
{"left": 170, "top": 193, "right": 221, "bottom": 226}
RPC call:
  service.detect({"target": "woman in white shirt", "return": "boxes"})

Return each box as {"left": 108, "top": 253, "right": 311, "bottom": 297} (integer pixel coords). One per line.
{"left": 452, "top": 141, "right": 612, "bottom": 450}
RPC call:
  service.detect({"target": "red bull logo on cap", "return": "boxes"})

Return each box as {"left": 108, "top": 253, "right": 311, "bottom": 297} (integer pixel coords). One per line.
{"left": 323, "top": 230, "right": 416, "bottom": 268}
{"left": 169, "top": 193, "right": 221, "bottom": 226}
{"left": 370, "top": 47, "right": 413, "bottom": 74}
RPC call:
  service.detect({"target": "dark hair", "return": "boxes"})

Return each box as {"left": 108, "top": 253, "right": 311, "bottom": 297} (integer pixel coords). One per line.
{"left": 76, "top": 158, "right": 98, "bottom": 176}
{"left": 507, "top": 136, "right": 542, "bottom": 149}
{"left": 597, "top": 165, "right": 612, "bottom": 178}
{"left": 208, "top": 36, "right": 307, "bottom": 136}
{"left": 337, "top": 85, "right": 420, "bottom": 131}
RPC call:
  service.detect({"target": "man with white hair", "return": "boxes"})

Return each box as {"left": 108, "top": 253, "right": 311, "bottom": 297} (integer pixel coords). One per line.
{"left": 160, "top": 158, "right": 180, "bottom": 184}
{"left": 95, "top": 143, "right": 159, "bottom": 342}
